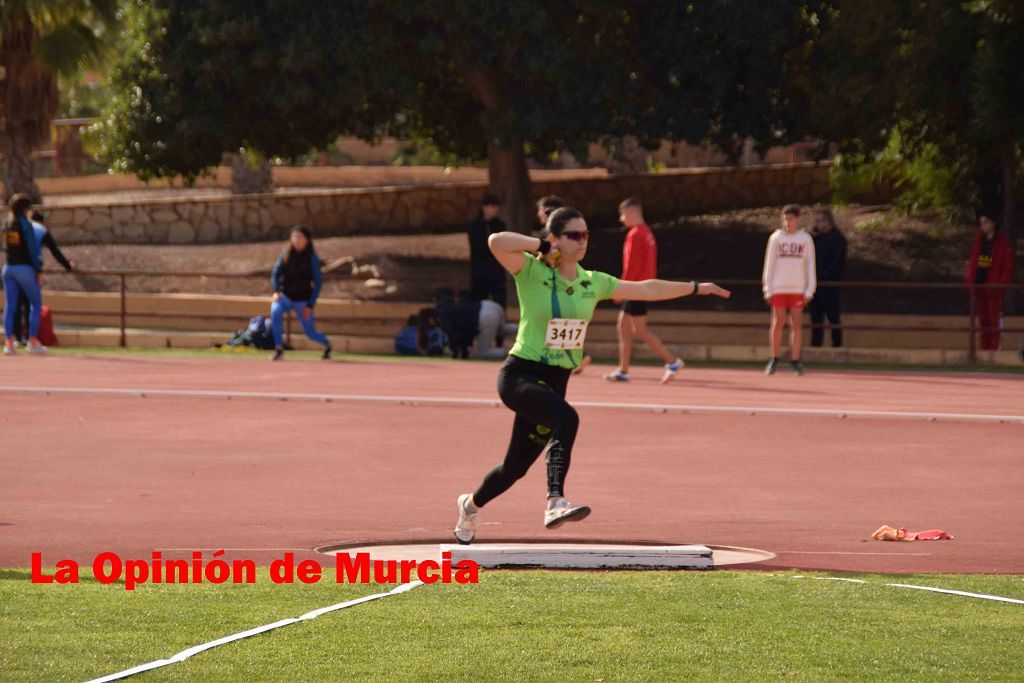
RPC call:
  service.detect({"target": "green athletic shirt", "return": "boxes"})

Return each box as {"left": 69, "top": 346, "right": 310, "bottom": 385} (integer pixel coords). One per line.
{"left": 509, "top": 253, "right": 619, "bottom": 369}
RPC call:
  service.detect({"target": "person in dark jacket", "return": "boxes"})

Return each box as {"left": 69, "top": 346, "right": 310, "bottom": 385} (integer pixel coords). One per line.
{"left": 12, "top": 211, "right": 74, "bottom": 343}
{"left": 2, "top": 194, "right": 47, "bottom": 355}
{"left": 810, "top": 209, "right": 848, "bottom": 348}
{"left": 427, "top": 289, "right": 514, "bottom": 360}
{"left": 965, "top": 211, "right": 1014, "bottom": 351}
{"left": 269, "top": 225, "right": 332, "bottom": 361}
{"left": 468, "top": 194, "right": 508, "bottom": 309}
{"left": 432, "top": 290, "right": 479, "bottom": 359}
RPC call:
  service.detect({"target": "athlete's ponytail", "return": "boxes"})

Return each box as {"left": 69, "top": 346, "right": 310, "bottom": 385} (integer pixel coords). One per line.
{"left": 6, "top": 193, "right": 32, "bottom": 226}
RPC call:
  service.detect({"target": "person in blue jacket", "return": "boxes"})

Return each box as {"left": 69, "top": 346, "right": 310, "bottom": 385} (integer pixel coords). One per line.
{"left": 10, "top": 210, "right": 74, "bottom": 344}
{"left": 270, "top": 225, "right": 332, "bottom": 361}
{"left": 2, "top": 194, "right": 47, "bottom": 355}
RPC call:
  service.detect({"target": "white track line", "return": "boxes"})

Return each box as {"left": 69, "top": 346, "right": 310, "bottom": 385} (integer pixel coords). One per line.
{"left": 83, "top": 581, "right": 423, "bottom": 683}
{"left": 775, "top": 550, "right": 933, "bottom": 556}
{"left": 3, "top": 385, "right": 1022, "bottom": 424}
{"left": 788, "top": 576, "right": 1024, "bottom": 605}
{"left": 792, "top": 576, "right": 867, "bottom": 584}
{"left": 886, "top": 584, "right": 1024, "bottom": 605}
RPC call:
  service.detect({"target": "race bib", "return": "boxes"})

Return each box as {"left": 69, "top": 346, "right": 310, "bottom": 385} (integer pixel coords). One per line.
{"left": 545, "top": 318, "right": 587, "bottom": 350}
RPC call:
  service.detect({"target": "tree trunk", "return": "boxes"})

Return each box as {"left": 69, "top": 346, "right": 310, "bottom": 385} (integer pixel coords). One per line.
{"left": 460, "top": 67, "right": 532, "bottom": 232}
{"left": 0, "top": 11, "right": 55, "bottom": 204}
{"left": 1, "top": 132, "right": 42, "bottom": 203}
{"left": 229, "top": 152, "right": 273, "bottom": 195}
{"left": 487, "top": 140, "right": 532, "bottom": 233}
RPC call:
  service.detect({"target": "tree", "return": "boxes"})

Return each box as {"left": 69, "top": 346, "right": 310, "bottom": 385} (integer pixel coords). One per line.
{"left": 1, "top": 0, "right": 118, "bottom": 202}
{"left": 94, "top": 1, "right": 380, "bottom": 193}
{"left": 809, "top": 0, "right": 1024, "bottom": 250}
{"left": 361, "top": 0, "right": 822, "bottom": 229}
{"left": 97, "top": 1, "right": 821, "bottom": 229}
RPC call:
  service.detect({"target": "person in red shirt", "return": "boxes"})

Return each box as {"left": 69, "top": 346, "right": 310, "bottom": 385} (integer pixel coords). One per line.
{"left": 605, "top": 198, "right": 683, "bottom": 383}
{"left": 965, "top": 211, "right": 1014, "bottom": 350}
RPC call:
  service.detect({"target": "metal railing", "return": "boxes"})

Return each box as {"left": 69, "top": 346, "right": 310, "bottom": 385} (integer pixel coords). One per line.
{"left": 18, "top": 269, "right": 1024, "bottom": 362}
{"left": 35, "top": 268, "right": 470, "bottom": 349}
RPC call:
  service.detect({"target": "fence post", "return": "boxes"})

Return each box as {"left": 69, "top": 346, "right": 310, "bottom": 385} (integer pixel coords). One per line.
{"left": 967, "top": 284, "right": 977, "bottom": 364}
{"left": 119, "top": 273, "right": 127, "bottom": 348}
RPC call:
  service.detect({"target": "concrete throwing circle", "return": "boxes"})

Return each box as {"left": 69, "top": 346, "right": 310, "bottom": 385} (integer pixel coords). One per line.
{"left": 317, "top": 540, "right": 774, "bottom": 569}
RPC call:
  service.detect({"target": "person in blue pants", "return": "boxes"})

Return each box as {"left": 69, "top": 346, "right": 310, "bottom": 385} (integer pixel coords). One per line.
{"left": 10, "top": 210, "right": 74, "bottom": 343}
{"left": 270, "top": 225, "right": 333, "bottom": 361}
{"left": 2, "top": 194, "right": 46, "bottom": 356}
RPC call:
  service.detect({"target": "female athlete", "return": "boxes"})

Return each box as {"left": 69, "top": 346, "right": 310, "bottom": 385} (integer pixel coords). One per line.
{"left": 454, "top": 207, "right": 730, "bottom": 543}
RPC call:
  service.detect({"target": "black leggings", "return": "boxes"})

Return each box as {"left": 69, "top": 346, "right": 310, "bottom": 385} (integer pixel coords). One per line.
{"left": 810, "top": 286, "right": 842, "bottom": 347}
{"left": 473, "top": 356, "right": 579, "bottom": 507}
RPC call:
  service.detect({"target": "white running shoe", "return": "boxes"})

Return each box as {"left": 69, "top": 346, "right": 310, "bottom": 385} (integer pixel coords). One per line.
{"left": 3, "top": 344, "right": 15, "bottom": 356}
{"left": 603, "top": 369, "right": 630, "bottom": 382}
{"left": 544, "top": 498, "right": 591, "bottom": 529}
{"left": 26, "top": 342, "right": 47, "bottom": 355}
{"left": 453, "top": 493, "right": 477, "bottom": 545}
{"left": 661, "top": 357, "right": 684, "bottom": 384}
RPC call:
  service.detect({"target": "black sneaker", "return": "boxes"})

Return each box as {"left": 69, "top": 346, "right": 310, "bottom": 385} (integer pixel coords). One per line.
{"left": 322, "top": 344, "right": 333, "bottom": 361}
{"left": 791, "top": 360, "right": 805, "bottom": 376}
{"left": 271, "top": 347, "right": 284, "bottom": 361}
{"left": 765, "top": 358, "right": 780, "bottom": 375}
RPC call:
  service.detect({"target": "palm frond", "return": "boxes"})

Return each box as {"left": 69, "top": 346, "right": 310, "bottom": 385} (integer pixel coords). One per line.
{"left": 36, "top": 20, "right": 107, "bottom": 74}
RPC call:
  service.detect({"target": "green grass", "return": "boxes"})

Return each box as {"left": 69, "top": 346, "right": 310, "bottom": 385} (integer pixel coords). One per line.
{"left": 2, "top": 568, "right": 1023, "bottom": 681}
{"left": 42, "top": 346, "right": 1024, "bottom": 374}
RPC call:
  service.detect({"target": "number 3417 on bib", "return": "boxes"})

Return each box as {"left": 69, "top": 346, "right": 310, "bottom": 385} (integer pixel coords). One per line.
{"left": 545, "top": 318, "right": 588, "bottom": 350}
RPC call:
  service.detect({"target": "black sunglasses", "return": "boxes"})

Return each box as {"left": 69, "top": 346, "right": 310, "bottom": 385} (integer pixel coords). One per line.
{"left": 561, "top": 230, "right": 590, "bottom": 242}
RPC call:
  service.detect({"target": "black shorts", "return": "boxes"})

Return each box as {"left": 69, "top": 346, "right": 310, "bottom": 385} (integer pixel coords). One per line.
{"left": 498, "top": 355, "right": 572, "bottom": 405}
{"left": 621, "top": 300, "right": 648, "bottom": 316}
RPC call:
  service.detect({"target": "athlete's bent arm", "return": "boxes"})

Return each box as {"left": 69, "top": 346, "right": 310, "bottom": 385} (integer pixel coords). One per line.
{"left": 612, "top": 279, "right": 731, "bottom": 302}
{"left": 488, "top": 232, "right": 544, "bottom": 275}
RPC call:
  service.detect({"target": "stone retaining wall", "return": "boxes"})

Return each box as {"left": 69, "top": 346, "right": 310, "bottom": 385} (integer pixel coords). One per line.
{"left": 42, "top": 163, "right": 835, "bottom": 245}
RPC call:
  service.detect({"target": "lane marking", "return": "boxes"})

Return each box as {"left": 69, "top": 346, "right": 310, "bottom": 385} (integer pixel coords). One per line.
{"left": 886, "top": 583, "right": 1024, "bottom": 605}
{"left": 83, "top": 581, "right": 423, "bottom": 683}
{"left": 786, "top": 575, "right": 1024, "bottom": 606}
{"left": 775, "top": 550, "right": 933, "bottom": 556}
{"left": 792, "top": 575, "right": 867, "bottom": 584}
{"left": 3, "top": 385, "right": 1022, "bottom": 424}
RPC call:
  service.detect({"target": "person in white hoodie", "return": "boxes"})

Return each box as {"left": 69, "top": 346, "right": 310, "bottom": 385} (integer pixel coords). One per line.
{"left": 762, "top": 204, "right": 816, "bottom": 375}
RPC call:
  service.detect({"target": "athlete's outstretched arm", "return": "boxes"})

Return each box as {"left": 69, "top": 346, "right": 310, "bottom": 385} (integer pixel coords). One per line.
{"left": 488, "top": 232, "right": 544, "bottom": 275}
{"left": 612, "top": 279, "right": 731, "bottom": 302}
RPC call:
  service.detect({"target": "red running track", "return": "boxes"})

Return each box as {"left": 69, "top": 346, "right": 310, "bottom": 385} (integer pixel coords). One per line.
{"left": 1, "top": 354, "right": 1021, "bottom": 573}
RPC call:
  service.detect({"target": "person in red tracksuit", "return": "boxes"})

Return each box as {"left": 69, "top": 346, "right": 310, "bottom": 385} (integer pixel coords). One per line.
{"left": 605, "top": 198, "right": 684, "bottom": 384}
{"left": 965, "top": 212, "right": 1014, "bottom": 351}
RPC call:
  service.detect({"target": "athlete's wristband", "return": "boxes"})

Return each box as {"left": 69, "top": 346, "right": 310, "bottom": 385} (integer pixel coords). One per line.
{"left": 692, "top": 281, "right": 700, "bottom": 295}
{"left": 537, "top": 239, "right": 551, "bottom": 255}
